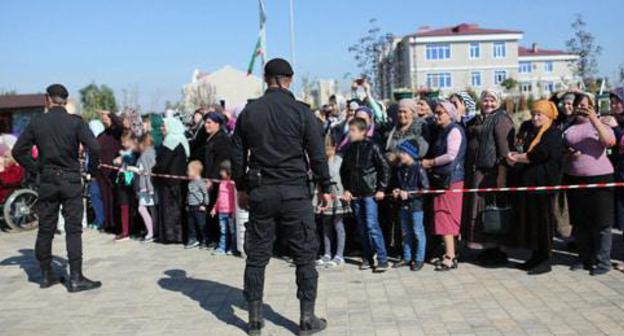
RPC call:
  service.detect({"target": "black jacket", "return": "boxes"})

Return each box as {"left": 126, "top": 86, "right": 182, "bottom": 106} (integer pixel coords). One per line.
{"left": 13, "top": 106, "right": 100, "bottom": 175}
{"left": 340, "top": 139, "right": 390, "bottom": 197}
{"left": 231, "top": 87, "right": 331, "bottom": 193}
{"left": 199, "top": 130, "right": 231, "bottom": 179}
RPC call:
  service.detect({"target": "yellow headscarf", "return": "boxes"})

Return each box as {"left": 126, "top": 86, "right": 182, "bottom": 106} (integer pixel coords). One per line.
{"left": 527, "top": 100, "right": 559, "bottom": 152}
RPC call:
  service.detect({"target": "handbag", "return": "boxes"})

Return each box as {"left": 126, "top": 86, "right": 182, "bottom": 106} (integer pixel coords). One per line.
{"left": 480, "top": 204, "right": 512, "bottom": 234}
{"left": 429, "top": 172, "right": 451, "bottom": 190}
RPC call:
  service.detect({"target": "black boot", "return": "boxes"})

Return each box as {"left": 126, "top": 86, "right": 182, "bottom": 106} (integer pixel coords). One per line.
{"left": 40, "top": 264, "right": 63, "bottom": 289}
{"left": 248, "top": 300, "right": 264, "bottom": 336}
{"left": 67, "top": 264, "right": 102, "bottom": 293}
{"left": 518, "top": 252, "right": 542, "bottom": 271}
{"left": 299, "top": 301, "right": 327, "bottom": 336}
{"left": 528, "top": 258, "right": 552, "bottom": 275}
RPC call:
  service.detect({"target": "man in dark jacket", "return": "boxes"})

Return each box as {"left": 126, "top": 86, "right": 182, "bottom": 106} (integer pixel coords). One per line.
{"left": 340, "top": 117, "right": 391, "bottom": 272}
{"left": 12, "top": 84, "right": 102, "bottom": 293}
{"left": 231, "top": 58, "right": 331, "bottom": 336}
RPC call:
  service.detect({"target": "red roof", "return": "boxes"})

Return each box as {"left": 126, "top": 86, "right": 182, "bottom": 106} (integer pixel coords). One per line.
{"left": 414, "top": 23, "right": 522, "bottom": 37}
{"left": 518, "top": 46, "right": 574, "bottom": 57}
{"left": 0, "top": 94, "right": 46, "bottom": 110}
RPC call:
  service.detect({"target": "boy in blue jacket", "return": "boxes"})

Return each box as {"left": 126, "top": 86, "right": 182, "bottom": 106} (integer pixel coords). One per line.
{"left": 392, "top": 139, "right": 429, "bottom": 271}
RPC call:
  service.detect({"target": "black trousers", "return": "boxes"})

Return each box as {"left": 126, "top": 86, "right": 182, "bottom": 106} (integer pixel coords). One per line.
{"left": 244, "top": 184, "right": 318, "bottom": 303}
{"left": 36, "top": 172, "right": 83, "bottom": 272}
{"left": 187, "top": 207, "right": 207, "bottom": 244}
{"left": 565, "top": 174, "right": 614, "bottom": 270}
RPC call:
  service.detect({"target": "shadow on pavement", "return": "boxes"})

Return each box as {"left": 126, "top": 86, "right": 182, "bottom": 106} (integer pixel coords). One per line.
{"left": 0, "top": 248, "right": 68, "bottom": 284}
{"left": 158, "top": 269, "right": 299, "bottom": 334}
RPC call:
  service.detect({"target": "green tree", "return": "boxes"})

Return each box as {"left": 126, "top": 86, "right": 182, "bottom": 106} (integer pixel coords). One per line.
{"left": 79, "top": 83, "right": 118, "bottom": 120}
{"left": 565, "top": 14, "right": 602, "bottom": 80}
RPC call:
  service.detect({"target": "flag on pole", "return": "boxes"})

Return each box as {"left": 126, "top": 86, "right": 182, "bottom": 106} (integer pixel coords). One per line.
{"left": 247, "top": 0, "right": 267, "bottom": 75}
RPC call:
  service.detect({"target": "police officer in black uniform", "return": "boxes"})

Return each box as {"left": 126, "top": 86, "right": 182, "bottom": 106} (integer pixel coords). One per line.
{"left": 13, "top": 84, "right": 102, "bottom": 293}
{"left": 232, "top": 59, "right": 331, "bottom": 336}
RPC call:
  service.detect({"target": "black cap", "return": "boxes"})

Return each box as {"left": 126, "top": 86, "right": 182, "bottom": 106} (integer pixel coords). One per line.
{"left": 46, "top": 84, "right": 69, "bottom": 100}
{"left": 264, "top": 58, "right": 294, "bottom": 77}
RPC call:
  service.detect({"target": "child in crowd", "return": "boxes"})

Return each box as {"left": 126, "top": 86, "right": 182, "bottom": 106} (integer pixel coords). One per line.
{"left": 87, "top": 120, "right": 106, "bottom": 230}
{"left": 392, "top": 140, "right": 429, "bottom": 271}
{"left": 0, "top": 143, "right": 24, "bottom": 204}
{"left": 113, "top": 133, "right": 138, "bottom": 241}
{"left": 186, "top": 160, "right": 210, "bottom": 249}
{"left": 212, "top": 161, "right": 236, "bottom": 255}
{"left": 340, "top": 117, "right": 391, "bottom": 272}
{"left": 129, "top": 133, "right": 158, "bottom": 243}
{"left": 316, "top": 136, "right": 348, "bottom": 267}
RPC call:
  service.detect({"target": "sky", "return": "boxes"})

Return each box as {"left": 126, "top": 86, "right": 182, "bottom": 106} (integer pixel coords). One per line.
{"left": 1, "top": 0, "right": 622, "bottom": 111}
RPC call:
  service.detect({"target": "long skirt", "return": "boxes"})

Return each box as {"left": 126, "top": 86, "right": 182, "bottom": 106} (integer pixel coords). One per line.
{"left": 433, "top": 181, "right": 464, "bottom": 236}
{"left": 156, "top": 183, "right": 184, "bottom": 244}
{"left": 508, "top": 191, "right": 556, "bottom": 255}
{"left": 96, "top": 172, "right": 116, "bottom": 233}
{"left": 462, "top": 165, "right": 510, "bottom": 248}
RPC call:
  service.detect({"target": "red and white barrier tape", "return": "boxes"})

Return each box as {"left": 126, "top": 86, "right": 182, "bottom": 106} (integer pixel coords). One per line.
{"left": 97, "top": 163, "right": 222, "bottom": 183}
{"left": 97, "top": 162, "right": 624, "bottom": 195}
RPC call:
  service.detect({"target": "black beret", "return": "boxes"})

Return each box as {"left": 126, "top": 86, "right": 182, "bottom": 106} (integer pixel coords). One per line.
{"left": 264, "top": 58, "right": 294, "bottom": 77}
{"left": 46, "top": 84, "right": 69, "bottom": 99}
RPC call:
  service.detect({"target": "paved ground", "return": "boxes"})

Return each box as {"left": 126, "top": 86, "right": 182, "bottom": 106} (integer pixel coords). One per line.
{"left": 1, "top": 230, "right": 624, "bottom": 336}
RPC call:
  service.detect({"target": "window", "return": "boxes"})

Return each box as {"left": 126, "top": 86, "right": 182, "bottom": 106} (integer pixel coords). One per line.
{"left": 471, "top": 71, "right": 482, "bottom": 87}
{"left": 493, "top": 42, "right": 506, "bottom": 58}
{"left": 470, "top": 43, "right": 480, "bottom": 59}
{"left": 520, "top": 82, "right": 533, "bottom": 93}
{"left": 519, "top": 62, "right": 532, "bottom": 73}
{"left": 426, "top": 73, "right": 452, "bottom": 89}
{"left": 544, "top": 61, "right": 554, "bottom": 73}
{"left": 425, "top": 44, "right": 451, "bottom": 60}
{"left": 494, "top": 70, "right": 507, "bottom": 85}
{"left": 543, "top": 81, "right": 555, "bottom": 92}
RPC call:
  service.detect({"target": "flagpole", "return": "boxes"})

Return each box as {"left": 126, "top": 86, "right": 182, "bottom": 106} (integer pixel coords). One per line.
{"left": 289, "top": 0, "right": 295, "bottom": 70}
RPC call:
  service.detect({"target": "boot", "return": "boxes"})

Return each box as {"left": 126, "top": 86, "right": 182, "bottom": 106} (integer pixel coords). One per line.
{"left": 528, "top": 258, "right": 552, "bottom": 275}
{"left": 247, "top": 300, "right": 264, "bottom": 336}
{"left": 40, "top": 264, "right": 63, "bottom": 289}
{"left": 299, "top": 301, "right": 327, "bottom": 336}
{"left": 67, "top": 264, "right": 102, "bottom": 293}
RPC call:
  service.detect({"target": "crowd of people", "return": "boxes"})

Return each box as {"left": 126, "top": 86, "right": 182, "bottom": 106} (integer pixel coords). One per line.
{"left": 76, "top": 79, "right": 624, "bottom": 277}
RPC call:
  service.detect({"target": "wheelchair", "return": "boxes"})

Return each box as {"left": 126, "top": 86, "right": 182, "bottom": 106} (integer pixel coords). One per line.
{"left": 0, "top": 183, "right": 38, "bottom": 232}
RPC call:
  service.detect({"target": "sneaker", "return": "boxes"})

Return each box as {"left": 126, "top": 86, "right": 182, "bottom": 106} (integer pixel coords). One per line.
{"left": 411, "top": 261, "right": 424, "bottom": 272}
{"left": 142, "top": 237, "right": 154, "bottom": 244}
{"left": 326, "top": 256, "right": 344, "bottom": 268}
{"left": 184, "top": 241, "right": 200, "bottom": 249}
{"left": 374, "top": 261, "right": 389, "bottom": 273}
{"left": 212, "top": 249, "right": 226, "bottom": 256}
{"left": 393, "top": 260, "right": 410, "bottom": 269}
{"left": 590, "top": 267, "right": 610, "bottom": 276}
{"left": 359, "top": 259, "right": 372, "bottom": 271}
{"left": 114, "top": 235, "right": 129, "bottom": 242}
{"left": 226, "top": 250, "right": 233, "bottom": 256}
{"left": 316, "top": 255, "right": 331, "bottom": 266}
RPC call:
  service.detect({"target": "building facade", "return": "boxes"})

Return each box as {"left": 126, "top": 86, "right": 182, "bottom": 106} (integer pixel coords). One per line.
{"left": 183, "top": 65, "right": 262, "bottom": 113}
{"left": 379, "top": 23, "right": 579, "bottom": 99}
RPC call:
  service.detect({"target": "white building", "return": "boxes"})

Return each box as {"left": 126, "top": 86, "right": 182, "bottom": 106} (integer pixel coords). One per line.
{"left": 309, "top": 79, "right": 338, "bottom": 109}
{"left": 183, "top": 65, "right": 262, "bottom": 112}
{"left": 379, "top": 23, "right": 579, "bottom": 99}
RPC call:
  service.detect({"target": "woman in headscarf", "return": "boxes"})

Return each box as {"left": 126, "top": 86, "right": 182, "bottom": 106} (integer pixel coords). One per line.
{"left": 198, "top": 111, "right": 231, "bottom": 247}
{"left": 422, "top": 101, "right": 467, "bottom": 271}
{"left": 462, "top": 89, "right": 515, "bottom": 266}
{"left": 506, "top": 100, "right": 563, "bottom": 275}
{"left": 563, "top": 93, "right": 615, "bottom": 275}
{"left": 96, "top": 110, "right": 123, "bottom": 233}
{"left": 385, "top": 99, "right": 429, "bottom": 164}
{"left": 612, "top": 87, "right": 624, "bottom": 272}
{"left": 449, "top": 92, "right": 477, "bottom": 127}
{"left": 153, "top": 117, "right": 189, "bottom": 244}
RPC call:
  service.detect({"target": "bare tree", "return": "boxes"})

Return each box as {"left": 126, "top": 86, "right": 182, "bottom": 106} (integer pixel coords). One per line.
{"left": 348, "top": 18, "right": 395, "bottom": 97}
{"left": 566, "top": 14, "right": 602, "bottom": 80}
